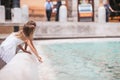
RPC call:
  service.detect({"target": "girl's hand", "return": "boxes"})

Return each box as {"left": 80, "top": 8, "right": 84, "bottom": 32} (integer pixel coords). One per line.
{"left": 37, "top": 56, "right": 43, "bottom": 63}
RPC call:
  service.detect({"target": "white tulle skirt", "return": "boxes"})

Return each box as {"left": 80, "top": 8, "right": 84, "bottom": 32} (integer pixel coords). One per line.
{"left": 0, "top": 53, "right": 39, "bottom": 80}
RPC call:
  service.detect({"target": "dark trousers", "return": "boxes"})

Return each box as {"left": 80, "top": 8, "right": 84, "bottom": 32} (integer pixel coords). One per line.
{"left": 46, "top": 9, "right": 52, "bottom": 21}
{"left": 106, "top": 12, "right": 109, "bottom": 22}
{"left": 55, "top": 9, "right": 59, "bottom": 21}
{"left": 0, "top": 57, "right": 6, "bottom": 70}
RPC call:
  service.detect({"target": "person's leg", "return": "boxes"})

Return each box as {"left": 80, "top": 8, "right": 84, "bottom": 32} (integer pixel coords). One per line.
{"left": 49, "top": 9, "right": 52, "bottom": 21}
{"left": 57, "top": 10, "right": 60, "bottom": 21}
{"left": 46, "top": 10, "right": 49, "bottom": 21}
{"left": 55, "top": 9, "right": 59, "bottom": 21}
{"left": 106, "top": 13, "right": 109, "bottom": 22}
{"left": 48, "top": 10, "right": 50, "bottom": 21}
{"left": 47, "top": 9, "right": 52, "bottom": 21}
{"left": 0, "top": 57, "right": 6, "bottom": 70}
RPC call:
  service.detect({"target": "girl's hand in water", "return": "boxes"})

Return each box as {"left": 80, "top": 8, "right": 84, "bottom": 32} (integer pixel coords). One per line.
{"left": 37, "top": 56, "right": 43, "bottom": 63}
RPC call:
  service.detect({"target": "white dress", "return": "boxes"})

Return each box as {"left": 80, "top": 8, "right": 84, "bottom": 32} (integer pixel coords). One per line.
{"left": 0, "top": 32, "right": 24, "bottom": 63}
{"left": 0, "top": 33, "right": 40, "bottom": 80}
{"left": 0, "top": 33, "right": 56, "bottom": 80}
{"left": 0, "top": 47, "right": 56, "bottom": 80}
{"left": 0, "top": 52, "right": 39, "bottom": 80}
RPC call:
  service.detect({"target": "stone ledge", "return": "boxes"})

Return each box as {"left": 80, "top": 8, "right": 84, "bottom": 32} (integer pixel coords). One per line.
{"left": 0, "top": 21, "right": 24, "bottom": 26}
{"left": 0, "top": 22, "right": 120, "bottom": 39}
{"left": 34, "top": 22, "right": 120, "bottom": 39}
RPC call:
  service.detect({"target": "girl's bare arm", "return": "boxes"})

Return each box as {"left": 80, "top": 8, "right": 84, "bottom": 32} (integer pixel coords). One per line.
{"left": 24, "top": 42, "right": 28, "bottom": 50}
{"left": 18, "top": 45, "right": 31, "bottom": 54}
{"left": 26, "top": 40, "right": 42, "bottom": 62}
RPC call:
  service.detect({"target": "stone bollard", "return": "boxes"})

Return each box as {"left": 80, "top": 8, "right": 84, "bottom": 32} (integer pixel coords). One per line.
{"left": 21, "top": 5, "right": 29, "bottom": 23}
{"left": 11, "top": 8, "right": 22, "bottom": 23}
{"left": 98, "top": 6, "right": 106, "bottom": 23}
{"left": 0, "top": 6, "right": 5, "bottom": 23}
{"left": 59, "top": 1, "right": 67, "bottom": 22}
{"left": 98, "top": 0, "right": 106, "bottom": 23}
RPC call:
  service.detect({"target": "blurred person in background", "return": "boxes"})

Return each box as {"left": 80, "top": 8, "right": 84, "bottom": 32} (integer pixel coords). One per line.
{"left": 45, "top": 0, "right": 53, "bottom": 21}
{"left": 55, "top": 0, "right": 62, "bottom": 21}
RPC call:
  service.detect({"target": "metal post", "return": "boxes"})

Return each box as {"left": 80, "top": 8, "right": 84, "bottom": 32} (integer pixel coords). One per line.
{"left": 14, "top": 26, "right": 19, "bottom": 32}
{"left": 0, "top": 0, "right": 1, "bottom": 5}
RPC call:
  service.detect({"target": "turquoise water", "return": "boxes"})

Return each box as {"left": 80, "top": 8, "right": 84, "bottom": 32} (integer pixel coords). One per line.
{"left": 41, "top": 41, "right": 120, "bottom": 80}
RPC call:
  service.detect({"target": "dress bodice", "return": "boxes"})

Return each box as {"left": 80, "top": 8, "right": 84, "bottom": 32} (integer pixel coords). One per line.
{"left": 0, "top": 32, "right": 24, "bottom": 63}
{"left": 1, "top": 33, "right": 23, "bottom": 48}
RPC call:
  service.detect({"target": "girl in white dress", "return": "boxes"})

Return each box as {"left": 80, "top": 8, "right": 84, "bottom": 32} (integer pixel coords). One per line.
{"left": 0, "top": 21, "right": 43, "bottom": 80}
{"left": 0, "top": 21, "right": 42, "bottom": 70}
